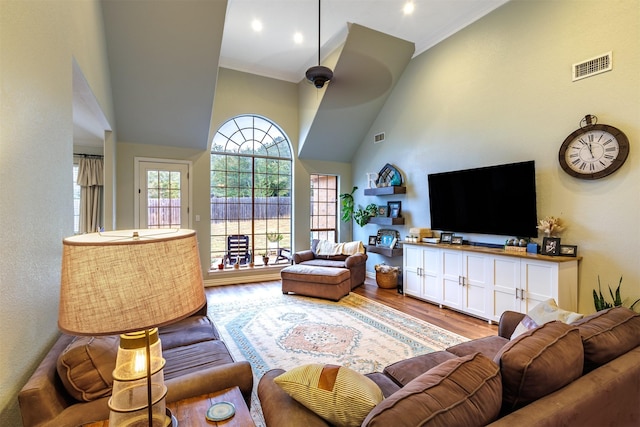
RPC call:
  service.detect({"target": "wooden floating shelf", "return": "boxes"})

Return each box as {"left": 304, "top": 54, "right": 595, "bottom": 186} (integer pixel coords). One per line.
{"left": 364, "top": 186, "right": 406, "bottom": 196}
{"left": 366, "top": 245, "right": 403, "bottom": 257}
{"left": 368, "top": 217, "right": 405, "bottom": 225}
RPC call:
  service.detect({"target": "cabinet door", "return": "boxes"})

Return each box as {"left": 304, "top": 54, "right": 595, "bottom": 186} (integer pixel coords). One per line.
{"left": 441, "top": 249, "right": 464, "bottom": 310}
{"left": 491, "top": 255, "right": 521, "bottom": 321}
{"left": 403, "top": 245, "right": 422, "bottom": 297}
{"left": 422, "top": 246, "right": 442, "bottom": 303}
{"left": 462, "top": 252, "right": 491, "bottom": 319}
{"left": 521, "top": 260, "right": 558, "bottom": 312}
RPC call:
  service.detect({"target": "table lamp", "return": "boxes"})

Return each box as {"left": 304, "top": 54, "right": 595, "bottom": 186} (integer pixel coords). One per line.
{"left": 58, "top": 229, "right": 206, "bottom": 426}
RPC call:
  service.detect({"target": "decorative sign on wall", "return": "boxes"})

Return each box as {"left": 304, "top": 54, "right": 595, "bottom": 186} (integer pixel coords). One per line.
{"left": 366, "top": 164, "right": 403, "bottom": 188}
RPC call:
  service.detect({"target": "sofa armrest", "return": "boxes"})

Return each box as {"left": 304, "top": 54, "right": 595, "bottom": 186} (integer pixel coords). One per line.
{"left": 345, "top": 252, "right": 367, "bottom": 268}
{"left": 19, "top": 334, "right": 76, "bottom": 427}
{"left": 258, "top": 369, "right": 330, "bottom": 427}
{"left": 294, "top": 250, "right": 315, "bottom": 264}
{"left": 487, "top": 347, "right": 640, "bottom": 426}
{"left": 498, "top": 311, "right": 525, "bottom": 339}
{"left": 166, "top": 361, "right": 254, "bottom": 408}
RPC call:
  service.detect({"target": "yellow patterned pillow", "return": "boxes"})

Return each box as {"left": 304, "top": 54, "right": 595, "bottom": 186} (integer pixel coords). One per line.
{"left": 274, "top": 364, "right": 383, "bottom": 427}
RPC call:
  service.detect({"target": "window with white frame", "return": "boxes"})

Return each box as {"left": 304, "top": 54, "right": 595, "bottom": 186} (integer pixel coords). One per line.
{"left": 210, "top": 115, "right": 292, "bottom": 268}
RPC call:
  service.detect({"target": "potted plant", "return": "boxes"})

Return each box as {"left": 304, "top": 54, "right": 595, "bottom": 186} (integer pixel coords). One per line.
{"left": 593, "top": 276, "right": 640, "bottom": 312}
{"left": 353, "top": 203, "right": 378, "bottom": 227}
{"left": 267, "top": 232, "right": 283, "bottom": 247}
{"left": 339, "top": 186, "right": 357, "bottom": 222}
{"left": 261, "top": 252, "right": 270, "bottom": 266}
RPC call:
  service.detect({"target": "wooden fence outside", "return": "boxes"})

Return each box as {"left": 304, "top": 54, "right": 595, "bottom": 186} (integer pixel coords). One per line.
{"left": 210, "top": 196, "right": 291, "bottom": 223}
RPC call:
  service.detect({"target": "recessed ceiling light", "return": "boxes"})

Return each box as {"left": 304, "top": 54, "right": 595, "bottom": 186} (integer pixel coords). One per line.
{"left": 251, "top": 19, "right": 263, "bottom": 32}
{"left": 403, "top": 2, "right": 415, "bottom": 15}
{"left": 293, "top": 32, "right": 304, "bottom": 44}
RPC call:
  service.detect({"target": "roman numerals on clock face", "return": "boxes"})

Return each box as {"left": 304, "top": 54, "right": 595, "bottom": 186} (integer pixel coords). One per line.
{"left": 565, "top": 130, "right": 619, "bottom": 173}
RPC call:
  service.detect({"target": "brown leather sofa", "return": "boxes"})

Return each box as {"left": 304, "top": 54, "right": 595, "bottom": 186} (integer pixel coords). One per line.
{"left": 258, "top": 307, "right": 640, "bottom": 426}
{"left": 19, "top": 303, "right": 253, "bottom": 427}
{"left": 293, "top": 239, "right": 368, "bottom": 290}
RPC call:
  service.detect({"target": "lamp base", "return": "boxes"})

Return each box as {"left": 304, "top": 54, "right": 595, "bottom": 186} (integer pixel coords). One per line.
{"left": 114, "top": 409, "right": 176, "bottom": 427}
{"left": 167, "top": 408, "right": 178, "bottom": 427}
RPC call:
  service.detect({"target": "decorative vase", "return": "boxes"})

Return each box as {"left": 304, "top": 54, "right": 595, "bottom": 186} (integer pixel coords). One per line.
{"left": 262, "top": 257, "right": 269, "bottom": 266}
{"left": 217, "top": 263, "right": 224, "bottom": 270}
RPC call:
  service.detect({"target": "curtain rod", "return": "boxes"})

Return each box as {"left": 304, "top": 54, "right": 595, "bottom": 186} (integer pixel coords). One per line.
{"left": 73, "top": 153, "right": 103, "bottom": 158}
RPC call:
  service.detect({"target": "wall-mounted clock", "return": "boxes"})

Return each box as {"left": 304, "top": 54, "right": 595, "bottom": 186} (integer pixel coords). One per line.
{"left": 558, "top": 114, "right": 629, "bottom": 179}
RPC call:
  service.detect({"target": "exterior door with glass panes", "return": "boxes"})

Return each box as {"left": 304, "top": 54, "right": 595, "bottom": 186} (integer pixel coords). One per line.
{"left": 138, "top": 161, "right": 190, "bottom": 229}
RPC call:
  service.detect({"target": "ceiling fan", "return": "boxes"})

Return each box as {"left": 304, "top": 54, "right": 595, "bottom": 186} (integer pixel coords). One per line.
{"left": 305, "top": 0, "right": 333, "bottom": 88}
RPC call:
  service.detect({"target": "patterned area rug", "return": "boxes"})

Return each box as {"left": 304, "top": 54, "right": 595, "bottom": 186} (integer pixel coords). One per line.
{"left": 207, "top": 290, "right": 468, "bottom": 426}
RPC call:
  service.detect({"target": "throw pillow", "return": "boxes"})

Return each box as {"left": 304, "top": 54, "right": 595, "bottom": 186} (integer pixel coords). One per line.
{"left": 362, "top": 353, "right": 502, "bottom": 427}
{"left": 274, "top": 364, "right": 383, "bottom": 427}
{"left": 495, "top": 321, "right": 583, "bottom": 413}
{"left": 572, "top": 306, "right": 640, "bottom": 372}
{"left": 56, "top": 335, "right": 118, "bottom": 402}
{"left": 510, "top": 298, "right": 583, "bottom": 339}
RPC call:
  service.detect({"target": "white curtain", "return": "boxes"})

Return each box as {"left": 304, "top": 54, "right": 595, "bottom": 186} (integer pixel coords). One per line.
{"left": 77, "top": 157, "right": 104, "bottom": 233}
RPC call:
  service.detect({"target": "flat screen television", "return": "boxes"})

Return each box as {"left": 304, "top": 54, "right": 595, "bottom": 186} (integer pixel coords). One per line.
{"left": 428, "top": 161, "right": 538, "bottom": 238}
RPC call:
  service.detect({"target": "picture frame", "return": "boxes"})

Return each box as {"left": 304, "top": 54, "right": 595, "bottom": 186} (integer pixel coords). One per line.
{"left": 451, "top": 235, "right": 463, "bottom": 245}
{"left": 559, "top": 244, "right": 577, "bottom": 257}
{"left": 440, "top": 232, "right": 454, "bottom": 244}
{"left": 387, "top": 201, "right": 402, "bottom": 218}
{"left": 541, "top": 237, "right": 561, "bottom": 256}
{"left": 377, "top": 229, "right": 400, "bottom": 248}
{"left": 377, "top": 205, "right": 388, "bottom": 217}
{"left": 368, "top": 235, "right": 377, "bottom": 246}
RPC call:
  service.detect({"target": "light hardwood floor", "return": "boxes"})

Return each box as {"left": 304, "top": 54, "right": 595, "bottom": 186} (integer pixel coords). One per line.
{"left": 205, "top": 277, "right": 497, "bottom": 340}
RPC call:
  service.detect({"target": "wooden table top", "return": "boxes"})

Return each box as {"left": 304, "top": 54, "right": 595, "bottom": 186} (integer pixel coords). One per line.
{"left": 83, "top": 386, "right": 255, "bottom": 427}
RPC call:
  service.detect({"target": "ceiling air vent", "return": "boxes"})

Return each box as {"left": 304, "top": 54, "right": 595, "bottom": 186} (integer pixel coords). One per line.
{"left": 573, "top": 51, "right": 612, "bottom": 81}
{"left": 374, "top": 132, "right": 385, "bottom": 144}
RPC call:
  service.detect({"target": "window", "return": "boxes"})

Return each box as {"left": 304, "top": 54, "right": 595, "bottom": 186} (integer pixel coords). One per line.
{"left": 210, "top": 115, "right": 292, "bottom": 268}
{"left": 310, "top": 174, "right": 337, "bottom": 244}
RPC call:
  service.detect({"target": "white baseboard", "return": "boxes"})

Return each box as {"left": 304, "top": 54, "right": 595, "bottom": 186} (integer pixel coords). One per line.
{"left": 204, "top": 266, "right": 285, "bottom": 287}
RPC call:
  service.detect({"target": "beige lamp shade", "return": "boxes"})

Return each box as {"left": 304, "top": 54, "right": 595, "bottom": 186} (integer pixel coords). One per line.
{"left": 59, "top": 229, "right": 206, "bottom": 335}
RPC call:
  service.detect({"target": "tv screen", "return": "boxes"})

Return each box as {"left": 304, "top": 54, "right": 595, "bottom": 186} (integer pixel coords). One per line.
{"left": 428, "top": 161, "right": 538, "bottom": 238}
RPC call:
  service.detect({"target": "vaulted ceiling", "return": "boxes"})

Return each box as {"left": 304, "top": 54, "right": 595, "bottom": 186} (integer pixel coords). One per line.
{"left": 79, "top": 0, "right": 508, "bottom": 161}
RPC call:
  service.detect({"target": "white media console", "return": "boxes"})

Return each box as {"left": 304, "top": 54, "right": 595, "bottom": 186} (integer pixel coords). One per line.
{"left": 403, "top": 242, "right": 580, "bottom": 324}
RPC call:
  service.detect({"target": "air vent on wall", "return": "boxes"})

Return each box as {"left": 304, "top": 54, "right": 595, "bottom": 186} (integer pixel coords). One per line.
{"left": 374, "top": 132, "right": 385, "bottom": 144}
{"left": 573, "top": 51, "right": 612, "bottom": 81}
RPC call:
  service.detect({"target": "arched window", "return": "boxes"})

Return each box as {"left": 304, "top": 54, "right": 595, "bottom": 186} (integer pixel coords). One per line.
{"left": 210, "top": 115, "right": 292, "bottom": 268}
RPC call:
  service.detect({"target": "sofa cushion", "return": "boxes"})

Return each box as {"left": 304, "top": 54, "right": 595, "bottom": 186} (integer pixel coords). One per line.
{"left": 364, "top": 372, "right": 402, "bottom": 397}
{"left": 572, "top": 306, "right": 640, "bottom": 372}
{"left": 299, "top": 259, "right": 347, "bottom": 269}
{"left": 510, "top": 299, "right": 583, "bottom": 339}
{"left": 383, "top": 350, "right": 458, "bottom": 386}
{"left": 274, "top": 363, "right": 383, "bottom": 427}
{"left": 159, "top": 315, "right": 219, "bottom": 349}
{"left": 446, "top": 336, "right": 509, "bottom": 360}
{"left": 56, "top": 335, "right": 118, "bottom": 402}
{"left": 494, "top": 321, "right": 583, "bottom": 413}
{"left": 163, "top": 339, "right": 234, "bottom": 380}
{"left": 362, "top": 353, "right": 502, "bottom": 427}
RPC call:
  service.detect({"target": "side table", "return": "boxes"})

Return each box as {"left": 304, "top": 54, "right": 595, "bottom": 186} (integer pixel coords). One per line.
{"left": 83, "top": 386, "right": 255, "bottom": 427}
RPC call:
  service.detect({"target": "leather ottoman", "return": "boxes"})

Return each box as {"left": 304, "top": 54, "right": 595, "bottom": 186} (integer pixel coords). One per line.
{"left": 281, "top": 265, "right": 351, "bottom": 301}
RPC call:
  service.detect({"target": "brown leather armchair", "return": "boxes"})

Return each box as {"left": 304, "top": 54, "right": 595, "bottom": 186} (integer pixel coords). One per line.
{"left": 293, "top": 239, "right": 368, "bottom": 290}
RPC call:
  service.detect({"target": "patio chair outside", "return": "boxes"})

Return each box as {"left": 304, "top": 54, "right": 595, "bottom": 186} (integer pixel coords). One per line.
{"left": 225, "top": 234, "right": 251, "bottom": 265}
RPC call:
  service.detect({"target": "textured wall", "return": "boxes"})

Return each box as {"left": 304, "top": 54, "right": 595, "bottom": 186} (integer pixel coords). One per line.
{"left": 0, "top": 1, "right": 114, "bottom": 425}
{"left": 352, "top": 0, "right": 640, "bottom": 314}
